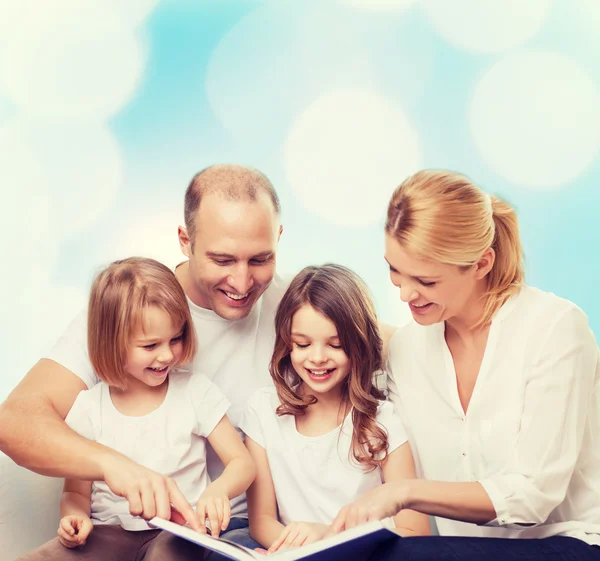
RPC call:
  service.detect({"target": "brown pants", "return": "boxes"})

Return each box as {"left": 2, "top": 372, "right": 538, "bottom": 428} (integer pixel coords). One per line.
{"left": 15, "top": 525, "right": 205, "bottom": 561}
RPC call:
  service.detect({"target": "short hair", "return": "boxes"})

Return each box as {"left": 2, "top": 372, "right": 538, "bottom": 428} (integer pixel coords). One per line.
{"left": 385, "top": 170, "right": 524, "bottom": 327}
{"left": 184, "top": 164, "right": 281, "bottom": 244}
{"left": 88, "top": 257, "right": 197, "bottom": 389}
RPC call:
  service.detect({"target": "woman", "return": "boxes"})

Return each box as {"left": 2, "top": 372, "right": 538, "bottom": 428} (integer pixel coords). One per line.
{"left": 329, "top": 170, "right": 600, "bottom": 560}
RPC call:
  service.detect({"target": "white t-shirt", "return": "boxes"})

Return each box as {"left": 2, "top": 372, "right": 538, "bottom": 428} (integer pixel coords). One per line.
{"left": 240, "top": 386, "right": 408, "bottom": 525}
{"left": 49, "top": 272, "right": 290, "bottom": 518}
{"left": 65, "top": 370, "right": 229, "bottom": 531}
{"left": 386, "top": 285, "right": 600, "bottom": 545}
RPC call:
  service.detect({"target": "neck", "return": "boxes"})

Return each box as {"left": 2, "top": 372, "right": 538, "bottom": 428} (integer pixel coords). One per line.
{"left": 301, "top": 383, "right": 347, "bottom": 417}
{"left": 445, "top": 283, "right": 490, "bottom": 343}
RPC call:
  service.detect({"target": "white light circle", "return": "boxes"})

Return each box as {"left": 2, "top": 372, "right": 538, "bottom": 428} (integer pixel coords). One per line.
{"left": 97, "top": 208, "right": 184, "bottom": 270}
{"left": 0, "top": 0, "right": 144, "bottom": 121}
{"left": 340, "top": 0, "right": 416, "bottom": 11}
{"left": 422, "top": 0, "right": 550, "bottom": 54}
{"left": 284, "top": 89, "right": 421, "bottom": 226}
{"left": 0, "top": 118, "right": 122, "bottom": 235}
{"left": 113, "top": 0, "right": 162, "bottom": 28}
{"left": 470, "top": 52, "right": 600, "bottom": 188}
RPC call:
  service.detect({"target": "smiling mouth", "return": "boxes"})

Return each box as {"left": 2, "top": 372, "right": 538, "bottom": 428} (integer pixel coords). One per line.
{"left": 147, "top": 365, "right": 169, "bottom": 375}
{"left": 221, "top": 290, "right": 250, "bottom": 301}
{"left": 306, "top": 368, "right": 336, "bottom": 377}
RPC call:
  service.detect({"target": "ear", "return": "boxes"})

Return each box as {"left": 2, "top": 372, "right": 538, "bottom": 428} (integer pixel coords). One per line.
{"left": 178, "top": 225, "right": 192, "bottom": 258}
{"left": 474, "top": 247, "right": 495, "bottom": 280}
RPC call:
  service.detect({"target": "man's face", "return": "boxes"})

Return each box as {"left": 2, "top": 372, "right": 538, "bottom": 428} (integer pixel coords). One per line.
{"left": 180, "top": 194, "right": 281, "bottom": 320}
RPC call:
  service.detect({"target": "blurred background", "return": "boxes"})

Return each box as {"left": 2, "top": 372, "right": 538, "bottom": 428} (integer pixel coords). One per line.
{"left": 1, "top": 0, "right": 599, "bottom": 401}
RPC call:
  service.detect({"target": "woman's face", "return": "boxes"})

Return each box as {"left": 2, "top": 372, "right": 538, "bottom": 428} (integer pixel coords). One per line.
{"left": 384, "top": 234, "right": 488, "bottom": 327}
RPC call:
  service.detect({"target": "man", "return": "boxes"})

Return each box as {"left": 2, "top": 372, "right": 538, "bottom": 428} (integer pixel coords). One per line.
{"left": 0, "top": 164, "right": 286, "bottom": 550}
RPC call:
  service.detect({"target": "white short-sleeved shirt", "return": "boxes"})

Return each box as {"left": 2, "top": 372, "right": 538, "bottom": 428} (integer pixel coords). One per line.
{"left": 240, "top": 386, "right": 408, "bottom": 525}
{"left": 49, "top": 272, "right": 290, "bottom": 518}
{"left": 386, "top": 285, "right": 600, "bottom": 545}
{"left": 65, "top": 371, "right": 229, "bottom": 531}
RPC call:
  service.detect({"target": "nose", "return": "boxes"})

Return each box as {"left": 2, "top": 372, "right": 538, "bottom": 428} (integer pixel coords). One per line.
{"left": 400, "top": 284, "right": 418, "bottom": 303}
{"left": 309, "top": 345, "right": 327, "bottom": 364}
{"left": 228, "top": 263, "right": 254, "bottom": 295}
{"left": 157, "top": 346, "right": 174, "bottom": 364}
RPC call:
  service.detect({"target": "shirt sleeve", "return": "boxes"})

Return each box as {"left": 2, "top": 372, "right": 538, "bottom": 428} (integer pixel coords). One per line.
{"left": 239, "top": 389, "right": 269, "bottom": 448}
{"left": 64, "top": 389, "right": 96, "bottom": 441}
{"left": 376, "top": 400, "right": 408, "bottom": 453}
{"left": 478, "top": 305, "right": 599, "bottom": 528}
{"left": 189, "top": 374, "right": 231, "bottom": 437}
{"left": 46, "top": 309, "right": 99, "bottom": 389}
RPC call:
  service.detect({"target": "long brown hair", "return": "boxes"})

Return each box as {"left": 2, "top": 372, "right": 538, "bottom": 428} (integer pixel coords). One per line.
{"left": 271, "top": 264, "right": 388, "bottom": 470}
{"left": 88, "top": 257, "right": 197, "bottom": 389}
{"left": 385, "top": 170, "right": 524, "bottom": 327}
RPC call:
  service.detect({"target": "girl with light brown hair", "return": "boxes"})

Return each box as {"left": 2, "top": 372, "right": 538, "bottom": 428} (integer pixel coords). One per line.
{"left": 240, "top": 264, "right": 430, "bottom": 553}
{"left": 18, "top": 257, "right": 255, "bottom": 561}
{"left": 329, "top": 170, "right": 600, "bottom": 561}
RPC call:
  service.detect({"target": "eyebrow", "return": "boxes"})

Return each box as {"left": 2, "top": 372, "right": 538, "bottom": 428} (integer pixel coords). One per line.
{"left": 206, "top": 251, "right": 274, "bottom": 260}
{"left": 384, "top": 258, "right": 440, "bottom": 281}
{"left": 291, "top": 332, "right": 340, "bottom": 339}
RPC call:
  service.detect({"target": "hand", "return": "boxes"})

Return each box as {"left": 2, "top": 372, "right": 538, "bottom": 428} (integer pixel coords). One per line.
{"left": 100, "top": 452, "right": 200, "bottom": 531}
{"left": 268, "top": 522, "right": 329, "bottom": 553}
{"left": 195, "top": 493, "right": 231, "bottom": 538}
{"left": 57, "top": 515, "right": 93, "bottom": 548}
{"left": 327, "top": 482, "right": 406, "bottom": 535}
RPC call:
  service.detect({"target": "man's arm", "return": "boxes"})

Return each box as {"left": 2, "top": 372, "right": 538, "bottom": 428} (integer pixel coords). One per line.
{"left": 0, "top": 359, "right": 200, "bottom": 529}
{"left": 0, "top": 359, "right": 101, "bottom": 476}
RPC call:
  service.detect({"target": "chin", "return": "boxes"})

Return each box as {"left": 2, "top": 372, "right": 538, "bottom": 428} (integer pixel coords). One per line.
{"left": 214, "top": 303, "right": 254, "bottom": 321}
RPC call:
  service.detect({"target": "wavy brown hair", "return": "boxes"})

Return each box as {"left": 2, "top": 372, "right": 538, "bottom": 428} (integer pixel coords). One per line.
{"left": 88, "top": 257, "right": 197, "bottom": 390}
{"left": 271, "top": 264, "right": 388, "bottom": 471}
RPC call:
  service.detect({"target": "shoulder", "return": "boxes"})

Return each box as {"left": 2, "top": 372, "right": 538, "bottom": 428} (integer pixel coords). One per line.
{"left": 503, "top": 286, "right": 593, "bottom": 341}
{"left": 247, "top": 385, "right": 280, "bottom": 411}
{"left": 172, "top": 369, "right": 225, "bottom": 400}
{"left": 387, "top": 319, "right": 432, "bottom": 366}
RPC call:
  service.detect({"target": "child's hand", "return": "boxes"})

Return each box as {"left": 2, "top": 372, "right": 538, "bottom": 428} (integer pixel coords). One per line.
{"left": 268, "top": 522, "right": 328, "bottom": 552}
{"left": 195, "top": 493, "right": 231, "bottom": 538}
{"left": 57, "top": 515, "right": 94, "bottom": 548}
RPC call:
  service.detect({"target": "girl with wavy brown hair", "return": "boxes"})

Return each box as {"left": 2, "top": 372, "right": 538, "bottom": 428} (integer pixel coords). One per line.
{"left": 240, "top": 264, "right": 430, "bottom": 553}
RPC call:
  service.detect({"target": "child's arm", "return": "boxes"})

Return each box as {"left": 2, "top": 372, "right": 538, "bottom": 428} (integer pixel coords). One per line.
{"left": 58, "top": 478, "right": 94, "bottom": 548}
{"left": 200, "top": 416, "right": 256, "bottom": 537}
{"left": 245, "top": 436, "right": 286, "bottom": 548}
{"left": 382, "top": 442, "right": 431, "bottom": 536}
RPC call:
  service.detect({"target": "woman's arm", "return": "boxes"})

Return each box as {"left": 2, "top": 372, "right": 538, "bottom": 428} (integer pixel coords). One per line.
{"left": 332, "top": 306, "right": 598, "bottom": 533}
{"left": 329, "top": 479, "right": 495, "bottom": 533}
{"left": 381, "top": 443, "right": 431, "bottom": 536}
{"left": 245, "top": 436, "right": 286, "bottom": 548}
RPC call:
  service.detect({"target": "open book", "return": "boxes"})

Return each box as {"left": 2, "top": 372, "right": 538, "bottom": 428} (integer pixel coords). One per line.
{"left": 149, "top": 517, "right": 398, "bottom": 561}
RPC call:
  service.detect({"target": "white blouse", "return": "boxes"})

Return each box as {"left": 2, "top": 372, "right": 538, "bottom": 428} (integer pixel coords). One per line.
{"left": 386, "top": 286, "right": 600, "bottom": 545}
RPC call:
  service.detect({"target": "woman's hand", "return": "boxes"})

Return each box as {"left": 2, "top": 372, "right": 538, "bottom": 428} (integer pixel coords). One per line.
{"left": 327, "top": 482, "right": 408, "bottom": 535}
{"left": 195, "top": 493, "right": 231, "bottom": 538}
{"left": 268, "top": 521, "right": 329, "bottom": 552}
{"left": 57, "top": 515, "right": 94, "bottom": 548}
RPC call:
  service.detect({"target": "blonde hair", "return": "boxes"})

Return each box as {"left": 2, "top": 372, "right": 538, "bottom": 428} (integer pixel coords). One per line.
{"left": 385, "top": 170, "right": 523, "bottom": 327}
{"left": 88, "top": 257, "right": 197, "bottom": 389}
